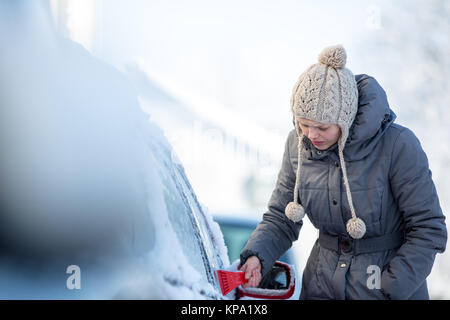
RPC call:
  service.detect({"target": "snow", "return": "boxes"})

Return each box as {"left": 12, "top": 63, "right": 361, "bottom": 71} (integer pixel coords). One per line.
{"left": 199, "top": 203, "right": 231, "bottom": 268}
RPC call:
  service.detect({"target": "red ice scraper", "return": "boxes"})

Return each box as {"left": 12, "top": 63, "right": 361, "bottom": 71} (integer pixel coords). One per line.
{"left": 215, "top": 270, "right": 247, "bottom": 296}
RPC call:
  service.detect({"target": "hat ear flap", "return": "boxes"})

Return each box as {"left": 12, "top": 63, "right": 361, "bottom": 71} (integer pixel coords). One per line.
{"left": 294, "top": 119, "right": 302, "bottom": 137}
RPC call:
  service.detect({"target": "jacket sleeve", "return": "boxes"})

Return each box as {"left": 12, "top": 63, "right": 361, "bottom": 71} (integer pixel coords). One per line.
{"left": 381, "top": 127, "right": 447, "bottom": 299}
{"left": 240, "top": 130, "right": 303, "bottom": 277}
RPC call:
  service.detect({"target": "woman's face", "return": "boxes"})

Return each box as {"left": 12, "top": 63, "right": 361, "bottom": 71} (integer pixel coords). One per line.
{"left": 297, "top": 117, "right": 341, "bottom": 150}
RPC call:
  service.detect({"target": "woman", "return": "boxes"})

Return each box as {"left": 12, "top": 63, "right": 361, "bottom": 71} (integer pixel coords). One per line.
{"left": 239, "top": 45, "right": 447, "bottom": 299}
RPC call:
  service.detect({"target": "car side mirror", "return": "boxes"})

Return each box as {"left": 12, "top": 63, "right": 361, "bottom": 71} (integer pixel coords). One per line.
{"left": 237, "top": 261, "right": 295, "bottom": 300}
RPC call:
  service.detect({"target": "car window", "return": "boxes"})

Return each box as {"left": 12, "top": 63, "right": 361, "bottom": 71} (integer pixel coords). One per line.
{"left": 151, "top": 141, "right": 219, "bottom": 290}
{"left": 159, "top": 176, "right": 209, "bottom": 282}
{"left": 171, "top": 163, "right": 225, "bottom": 283}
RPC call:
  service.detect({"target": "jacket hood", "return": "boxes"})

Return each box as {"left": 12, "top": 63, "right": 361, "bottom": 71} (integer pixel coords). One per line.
{"left": 301, "top": 74, "right": 396, "bottom": 162}
{"left": 343, "top": 74, "right": 396, "bottom": 161}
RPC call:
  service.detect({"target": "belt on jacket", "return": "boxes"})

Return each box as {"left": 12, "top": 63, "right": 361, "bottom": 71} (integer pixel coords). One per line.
{"left": 318, "top": 230, "right": 405, "bottom": 255}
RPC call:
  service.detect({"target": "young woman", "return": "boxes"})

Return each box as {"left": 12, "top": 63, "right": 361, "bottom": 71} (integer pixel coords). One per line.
{"left": 239, "top": 45, "right": 447, "bottom": 299}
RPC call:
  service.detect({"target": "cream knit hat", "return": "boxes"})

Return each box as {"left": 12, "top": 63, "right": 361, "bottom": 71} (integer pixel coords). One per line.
{"left": 285, "top": 44, "right": 366, "bottom": 239}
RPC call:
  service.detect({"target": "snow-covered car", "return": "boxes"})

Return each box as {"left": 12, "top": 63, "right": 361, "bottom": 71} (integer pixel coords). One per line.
{"left": 0, "top": 117, "right": 296, "bottom": 299}
{"left": 0, "top": 116, "right": 297, "bottom": 299}
{"left": 0, "top": 2, "right": 296, "bottom": 299}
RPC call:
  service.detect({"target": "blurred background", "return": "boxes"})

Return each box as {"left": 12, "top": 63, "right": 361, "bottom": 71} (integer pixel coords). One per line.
{"left": 2, "top": 0, "right": 449, "bottom": 298}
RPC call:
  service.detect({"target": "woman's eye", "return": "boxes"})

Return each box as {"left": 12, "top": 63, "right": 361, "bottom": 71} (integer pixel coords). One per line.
{"left": 299, "top": 123, "right": 327, "bottom": 131}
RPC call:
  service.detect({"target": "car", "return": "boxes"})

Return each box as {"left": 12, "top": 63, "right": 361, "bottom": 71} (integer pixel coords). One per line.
{"left": 0, "top": 2, "right": 296, "bottom": 300}
{"left": 213, "top": 215, "right": 302, "bottom": 299}
{"left": 0, "top": 119, "right": 297, "bottom": 300}
{"left": 213, "top": 215, "right": 298, "bottom": 266}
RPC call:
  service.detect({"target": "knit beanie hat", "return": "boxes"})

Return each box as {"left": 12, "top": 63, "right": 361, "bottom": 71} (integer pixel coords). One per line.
{"left": 285, "top": 44, "right": 366, "bottom": 239}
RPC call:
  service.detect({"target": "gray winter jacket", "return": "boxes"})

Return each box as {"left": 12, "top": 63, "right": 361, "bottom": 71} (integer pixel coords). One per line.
{"left": 240, "top": 74, "right": 447, "bottom": 300}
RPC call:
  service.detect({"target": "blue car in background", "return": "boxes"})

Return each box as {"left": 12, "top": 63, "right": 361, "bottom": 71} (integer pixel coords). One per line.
{"left": 214, "top": 215, "right": 302, "bottom": 299}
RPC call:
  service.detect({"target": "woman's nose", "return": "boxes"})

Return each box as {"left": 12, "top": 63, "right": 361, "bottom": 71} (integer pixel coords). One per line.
{"left": 308, "top": 128, "right": 319, "bottom": 139}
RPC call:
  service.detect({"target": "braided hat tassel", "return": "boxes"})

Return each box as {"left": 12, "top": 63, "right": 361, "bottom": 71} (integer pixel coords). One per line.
{"left": 285, "top": 122, "right": 306, "bottom": 223}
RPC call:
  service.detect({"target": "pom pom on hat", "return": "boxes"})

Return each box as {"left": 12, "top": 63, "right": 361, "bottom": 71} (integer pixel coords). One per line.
{"left": 318, "top": 44, "right": 347, "bottom": 69}
{"left": 285, "top": 201, "right": 305, "bottom": 223}
{"left": 346, "top": 217, "right": 366, "bottom": 239}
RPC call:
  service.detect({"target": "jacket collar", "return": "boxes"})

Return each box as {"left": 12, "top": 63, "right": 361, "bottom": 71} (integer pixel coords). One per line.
{"left": 303, "top": 136, "right": 339, "bottom": 161}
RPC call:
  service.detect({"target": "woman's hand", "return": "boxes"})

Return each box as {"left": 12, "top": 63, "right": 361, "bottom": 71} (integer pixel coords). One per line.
{"left": 240, "top": 256, "right": 262, "bottom": 288}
